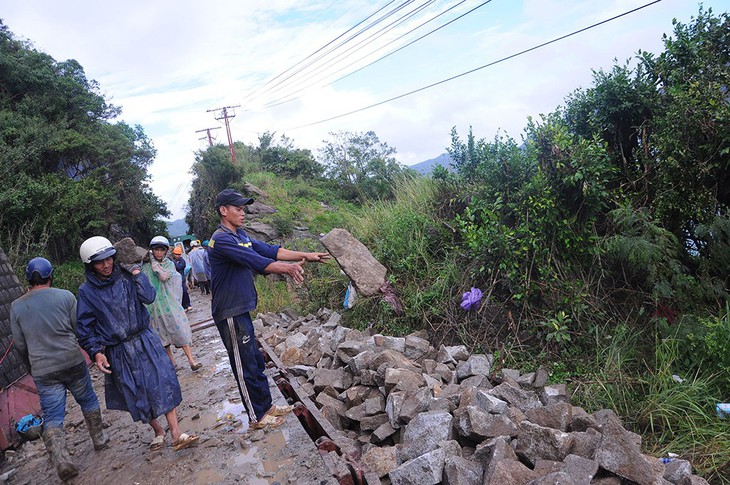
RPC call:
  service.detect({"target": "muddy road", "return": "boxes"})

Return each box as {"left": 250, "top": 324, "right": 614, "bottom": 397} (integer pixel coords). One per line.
{"left": 1, "top": 291, "right": 336, "bottom": 485}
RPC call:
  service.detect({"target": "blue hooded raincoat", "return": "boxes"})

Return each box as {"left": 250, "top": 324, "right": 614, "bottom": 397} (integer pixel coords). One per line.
{"left": 77, "top": 265, "right": 182, "bottom": 423}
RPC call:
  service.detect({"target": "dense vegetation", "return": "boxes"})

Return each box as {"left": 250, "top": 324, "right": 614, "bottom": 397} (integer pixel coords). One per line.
{"left": 2, "top": 6, "right": 729, "bottom": 482}
{"left": 185, "top": 129, "right": 412, "bottom": 240}
{"left": 326, "top": 9, "right": 729, "bottom": 481}
{"left": 237, "top": 8, "right": 730, "bottom": 481}
{"left": 0, "top": 20, "right": 168, "bottom": 270}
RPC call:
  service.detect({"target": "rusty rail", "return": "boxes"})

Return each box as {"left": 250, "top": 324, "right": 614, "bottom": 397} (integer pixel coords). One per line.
{"left": 190, "top": 317, "right": 215, "bottom": 333}
{"left": 191, "top": 316, "right": 379, "bottom": 484}
{"left": 258, "top": 339, "right": 380, "bottom": 485}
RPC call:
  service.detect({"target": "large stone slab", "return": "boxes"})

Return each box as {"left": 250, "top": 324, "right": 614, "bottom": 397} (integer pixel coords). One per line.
{"left": 362, "top": 446, "right": 398, "bottom": 478}
{"left": 312, "top": 368, "right": 353, "bottom": 391}
{"left": 515, "top": 420, "right": 574, "bottom": 465}
{"left": 400, "top": 410, "right": 454, "bottom": 462}
{"left": 524, "top": 402, "right": 573, "bottom": 431}
{"left": 320, "top": 228, "right": 387, "bottom": 296}
{"left": 389, "top": 448, "right": 446, "bottom": 485}
{"left": 245, "top": 221, "right": 280, "bottom": 242}
{"left": 456, "top": 354, "right": 493, "bottom": 380}
{"left": 443, "top": 456, "right": 483, "bottom": 485}
{"left": 487, "top": 459, "right": 539, "bottom": 485}
{"left": 593, "top": 421, "right": 664, "bottom": 484}
{"left": 245, "top": 201, "right": 277, "bottom": 215}
{"left": 489, "top": 382, "right": 543, "bottom": 412}
{"left": 477, "top": 436, "right": 519, "bottom": 483}
{"left": 456, "top": 406, "right": 518, "bottom": 442}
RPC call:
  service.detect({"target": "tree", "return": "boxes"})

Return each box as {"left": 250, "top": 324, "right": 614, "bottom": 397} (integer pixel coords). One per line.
{"left": 560, "top": 7, "right": 729, "bottom": 263}
{"left": 0, "top": 21, "right": 168, "bottom": 262}
{"left": 319, "top": 130, "right": 411, "bottom": 202}
{"left": 645, "top": 7, "right": 730, "bottom": 238}
{"left": 185, "top": 145, "right": 245, "bottom": 239}
{"left": 255, "top": 131, "right": 323, "bottom": 179}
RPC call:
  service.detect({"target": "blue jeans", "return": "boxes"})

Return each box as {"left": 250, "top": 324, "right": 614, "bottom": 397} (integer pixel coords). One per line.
{"left": 215, "top": 313, "right": 272, "bottom": 421}
{"left": 34, "top": 362, "right": 101, "bottom": 429}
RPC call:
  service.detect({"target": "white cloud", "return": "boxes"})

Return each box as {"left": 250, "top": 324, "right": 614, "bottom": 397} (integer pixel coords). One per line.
{"left": 2, "top": 0, "right": 725, "bottom": 220}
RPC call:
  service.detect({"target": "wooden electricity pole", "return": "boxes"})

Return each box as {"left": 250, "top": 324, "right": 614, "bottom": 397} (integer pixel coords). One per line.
{"left": 206, "top": 105, "right": 240, "bottom": 164}
{"left": 195, "top": 127, "right": 221, "bottom": 146}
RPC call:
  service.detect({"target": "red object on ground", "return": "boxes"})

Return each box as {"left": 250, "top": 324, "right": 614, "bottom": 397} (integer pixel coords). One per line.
{"left": 0, "top": 373, "right": 40, "bottom": 450}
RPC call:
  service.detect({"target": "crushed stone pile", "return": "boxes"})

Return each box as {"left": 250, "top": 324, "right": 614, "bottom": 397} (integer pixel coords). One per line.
{"left": 255, "top": 308, "right": 709, "bottom": 485}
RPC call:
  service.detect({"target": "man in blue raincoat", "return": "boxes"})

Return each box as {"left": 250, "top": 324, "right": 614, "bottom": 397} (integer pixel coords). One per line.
{"left": 76, "top": 236, "right": 198, "bottom": 452}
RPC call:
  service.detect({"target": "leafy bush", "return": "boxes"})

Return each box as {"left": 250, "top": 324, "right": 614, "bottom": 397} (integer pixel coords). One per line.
{"left": 52, "top": 261, "right": 86, "bottom": 294}
{"left": 664, "top": 306, "right": 730, "bottom": 396}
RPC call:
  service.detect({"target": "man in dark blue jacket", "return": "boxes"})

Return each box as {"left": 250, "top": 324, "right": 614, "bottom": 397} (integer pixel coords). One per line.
{"left": 209, "top": 188, "right": 330, "bottom": 429}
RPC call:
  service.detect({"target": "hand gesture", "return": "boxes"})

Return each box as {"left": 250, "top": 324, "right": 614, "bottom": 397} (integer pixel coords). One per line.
{"left": 95, "top": 353, "right": 112, "bottom": 374}
{"left": 304, "top": 252, "right": 331, "bottom": 263}
{"left": 120, "top": 262, "right": 141, "bottom": 275}
{"left": 285, "top": 259, "right": 306, "bottom": 285}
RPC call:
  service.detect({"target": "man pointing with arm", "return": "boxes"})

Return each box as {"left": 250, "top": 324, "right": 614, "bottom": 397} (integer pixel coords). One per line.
{"left": 208, "top": 188, "right": 330, "bottom": 429}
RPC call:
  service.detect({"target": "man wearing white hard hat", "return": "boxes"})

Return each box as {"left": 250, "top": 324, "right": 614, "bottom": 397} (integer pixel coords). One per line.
{"left": 76, "top": 236, "right": 198, "bottom": 452}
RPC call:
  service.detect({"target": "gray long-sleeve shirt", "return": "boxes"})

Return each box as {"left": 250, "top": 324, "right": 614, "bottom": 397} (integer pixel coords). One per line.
{"left": 10, "top": 287, "right": 85, "bottom": 377}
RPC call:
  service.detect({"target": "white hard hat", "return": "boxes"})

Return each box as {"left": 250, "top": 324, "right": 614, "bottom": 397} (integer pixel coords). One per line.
{"left": 149, "top": 235, "right": 170, "bottom": 248}
{"left": 80, "top": 236, "right": 116, "bottom": 264}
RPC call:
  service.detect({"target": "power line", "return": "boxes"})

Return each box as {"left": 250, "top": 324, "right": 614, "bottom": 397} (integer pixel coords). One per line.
{"left": 332, "top": 0, "right": 487, "bottom": 86}
{"left": 263, "top": 0, "right": 484, "bottom": 110}
{"left": 245, "top": 0, "right": 419, "bottom": 106}
{"left": 285, "top": 0, "right": 664, "bottom": 130}
{"left": 256, "top": 0, "right": 438, "bottom": 104}
{"left": 241, "top": 0, "right": 401, "bottom": 104}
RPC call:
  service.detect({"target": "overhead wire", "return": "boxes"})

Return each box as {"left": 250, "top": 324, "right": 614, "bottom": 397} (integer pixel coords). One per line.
{"left": 256, "top": 0, "right": 438, "bottom": 105}
{"left": 331, "top": 0, "right": 489, "bottom": 86}
{"left": 245, "top": 0, "right": 419, "bottom": 106}
{"left": 285, "top": 0, "right": 664, "bottom": 130}
{"left": 241, "top": 0, "right": 403, "bottom": 105}
{"left": 306, "top": 0, "right": 340, "bottom": 23}
{"left": 263, "top": 0, "right": 488, "bottom": 110}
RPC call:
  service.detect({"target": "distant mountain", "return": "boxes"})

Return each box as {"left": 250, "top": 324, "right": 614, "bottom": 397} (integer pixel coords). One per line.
{"left": 410, "top": 153, "right": 453, "bottom": 175}
{"left": 166, "top": 218, "right": 189, "bottom": 237}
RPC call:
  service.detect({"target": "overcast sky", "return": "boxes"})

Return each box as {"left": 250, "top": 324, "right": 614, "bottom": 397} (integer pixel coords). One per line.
{"left": 2, "top": 0, "right": 724, "bottom": 220}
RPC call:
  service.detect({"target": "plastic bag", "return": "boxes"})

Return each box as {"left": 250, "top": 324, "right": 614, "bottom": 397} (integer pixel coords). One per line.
{"left": 16, "top": 414, "right": 42, "bottom": 433}
{"left": 343, "top": 282, "right": 357, "bottom": 310}
{"left": 460, "top": 287, "right": 483, "bottom": 310}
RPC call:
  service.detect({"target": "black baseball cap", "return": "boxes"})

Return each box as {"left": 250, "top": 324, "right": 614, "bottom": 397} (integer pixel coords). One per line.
{"left": 215, "top": 188, "right": 254, "bottom": 208}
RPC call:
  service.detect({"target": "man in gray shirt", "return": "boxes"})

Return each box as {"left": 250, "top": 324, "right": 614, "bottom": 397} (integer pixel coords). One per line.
{"left": 11, "top": 257, "right": 108, "bottom": 481}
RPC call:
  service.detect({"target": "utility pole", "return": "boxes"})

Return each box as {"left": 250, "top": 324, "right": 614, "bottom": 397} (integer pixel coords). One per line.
{"left": 207, "top": 105, "right": 240, "bottom": 164}
{"left": 195, "top": 127, "right": 221, "bottom": 147}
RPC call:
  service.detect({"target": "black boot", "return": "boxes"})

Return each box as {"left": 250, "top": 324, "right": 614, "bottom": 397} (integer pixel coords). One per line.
{"left": 83, "top": 409, "right": 109, "bottom": 450}
{"left": 42, "top": 427, "right": 78, "bottom": 481}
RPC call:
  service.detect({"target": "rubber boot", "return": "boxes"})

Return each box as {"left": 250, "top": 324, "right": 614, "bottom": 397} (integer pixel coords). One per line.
{"left": 82, "top": 409, "right": 109, "bottom": 450}
{"left": 41, "top": 427, "right": 78, "bottom": 481}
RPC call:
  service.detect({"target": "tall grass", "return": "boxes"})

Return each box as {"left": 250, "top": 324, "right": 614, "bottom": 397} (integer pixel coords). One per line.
{"left": 254, "top": 276, "right": 295, "bottom": 315}
{"left": 333, "top": 176, "right": 466, "bottom": 335}
{"left": 572, "top": 324, "right": 730, "bottom": 484}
